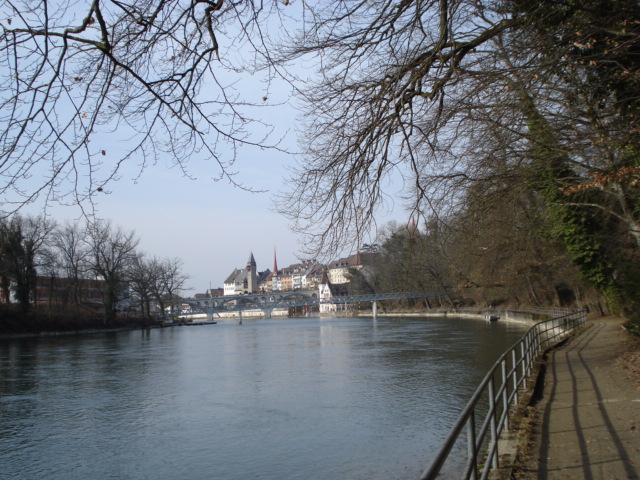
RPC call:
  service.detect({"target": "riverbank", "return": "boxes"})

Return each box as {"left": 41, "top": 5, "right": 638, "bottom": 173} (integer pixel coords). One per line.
{"left": 0, "top": 308, "right": 158, "bottom": 340}
{"left": 356, "top": 307, "right": 562, "bottom": 326}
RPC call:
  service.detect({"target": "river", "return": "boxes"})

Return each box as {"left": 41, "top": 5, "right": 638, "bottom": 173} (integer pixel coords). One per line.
{"left": 0, "top": 315, "right": 530, "bottom": 480}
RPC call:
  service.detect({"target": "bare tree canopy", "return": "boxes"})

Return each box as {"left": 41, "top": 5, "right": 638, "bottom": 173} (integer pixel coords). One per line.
{"left": 0, "top": 0, "right": 294, "bottom": 211}
{"left": 274, "top": 0, "right": 640, "bottom": 257}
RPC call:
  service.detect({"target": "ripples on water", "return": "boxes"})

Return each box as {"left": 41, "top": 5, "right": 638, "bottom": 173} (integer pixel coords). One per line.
{"left": 0, "top": 316, "right": 529, "bottom": 480}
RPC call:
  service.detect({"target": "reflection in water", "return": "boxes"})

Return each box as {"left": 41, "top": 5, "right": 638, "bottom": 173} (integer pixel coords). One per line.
{"left": 0, "top": 316, "right": 528, "bottom": 480}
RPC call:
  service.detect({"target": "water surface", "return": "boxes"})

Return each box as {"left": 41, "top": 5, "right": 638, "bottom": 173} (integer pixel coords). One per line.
{"left": 0, "top": 315, "right": 529, "bottom": 480}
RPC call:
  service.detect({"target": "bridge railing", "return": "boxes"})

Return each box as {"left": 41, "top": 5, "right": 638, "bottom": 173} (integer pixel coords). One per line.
{"left": 420, "top": 309, "right": 588, "bottom": 480}
{"left": 177, "top": 290, "right": 446, "bottom": 315}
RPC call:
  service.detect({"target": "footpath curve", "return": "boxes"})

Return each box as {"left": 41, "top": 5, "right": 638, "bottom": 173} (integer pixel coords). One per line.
{"left": 516, "top": 316, "right": 640, "bottom": 479}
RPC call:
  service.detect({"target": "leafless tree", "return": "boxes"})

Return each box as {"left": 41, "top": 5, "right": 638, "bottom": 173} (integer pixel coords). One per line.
{"left": 147, "top": 256, "right": 168, "bottom": 317}
{"left": 0, "top": 0, "right": 290, "bottom": 211}
{"left": 274, "top": 0, "right": 640, "bottom": 260}
{"left": 274, "top": 0, "right": 524, "bottom": 257}
{"left": 131, "top": 255, "right": 188, "bottom": 317}
{"left": 50, "top": 220, "right": 90, "bottom": 308}
{"left": 84, "top": 219, "right": 139, "bottom": 323}
{"left": 159, "top": 257, "right": 189, "bottom": 315}
{"left": 128, "top": 252, "right": 160, "bottom": 317}
{"left": 0, "top": 214, "right": 57, "bottom": 311}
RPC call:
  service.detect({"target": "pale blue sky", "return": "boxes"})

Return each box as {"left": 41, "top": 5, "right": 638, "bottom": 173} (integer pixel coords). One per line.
{"left": 15, "top": 67, "right": 309, "bottom": 293}
{"left": 22, "top": 134, "right": 406, "bottom": 295}
{"left": 18, "top": 83, "right": 409, "bottom": 293}
{"left": 21, "top": 120, "right": 307, "bottom": 294}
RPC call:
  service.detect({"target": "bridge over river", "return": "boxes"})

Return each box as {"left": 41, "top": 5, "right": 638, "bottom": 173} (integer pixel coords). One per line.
{"left": 176, "top": 290, "right": 446, "bottom": 320}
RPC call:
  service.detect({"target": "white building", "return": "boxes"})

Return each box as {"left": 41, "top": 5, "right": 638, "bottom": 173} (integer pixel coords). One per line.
{"left": 318, "top": 279, "right": 349, "bottom": 314}
{"left": 327, "top": 253, "right": 362, "bottom": 284}
{"left": 223, "top": 253, "right": 260, "bottom": 295}
{"left": 223, "top": 268, "right": 244, "bottom": 296}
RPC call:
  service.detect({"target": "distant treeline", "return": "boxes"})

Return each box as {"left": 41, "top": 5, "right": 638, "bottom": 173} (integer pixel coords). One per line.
{"left": 348, "top": 212, "right": 639, "bottom": 335}
{"left": 0, "top": 216, "right": 188, "bottom": 325}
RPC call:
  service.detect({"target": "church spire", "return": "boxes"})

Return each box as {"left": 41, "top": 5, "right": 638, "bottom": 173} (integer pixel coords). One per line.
{"left": 246, "top": 252, "right": 257, "bottom": 293}
{"left": 247, "top": 252, "right": 256, "bottom": 269}
{"left": 273, "top": 246, "right": 278, "bottom": 274}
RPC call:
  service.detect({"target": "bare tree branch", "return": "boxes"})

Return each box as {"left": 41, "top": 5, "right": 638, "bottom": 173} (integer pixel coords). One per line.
{"left": 0, "top": 0, "right": 288, "bottom": 212}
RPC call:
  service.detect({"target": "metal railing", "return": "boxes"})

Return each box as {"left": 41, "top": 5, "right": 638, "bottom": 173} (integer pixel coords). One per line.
{"left": 420, "top": 309, "right": 588, "bottom": 480}
{"left": 176, "top": 290, "right": 446, "bottom": 316}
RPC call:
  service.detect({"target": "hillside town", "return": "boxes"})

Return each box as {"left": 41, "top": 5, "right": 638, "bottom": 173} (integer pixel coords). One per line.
{"left": 198, "top": 251, "right": 366, "bottom": 299}
{"left": 162, "top": 251, "right": 370, "bottom": 317}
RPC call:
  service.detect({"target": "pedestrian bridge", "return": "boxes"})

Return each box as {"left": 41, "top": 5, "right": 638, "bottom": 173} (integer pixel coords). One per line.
{"left": 177, "top": 290, "right": 446, "bottom": 319}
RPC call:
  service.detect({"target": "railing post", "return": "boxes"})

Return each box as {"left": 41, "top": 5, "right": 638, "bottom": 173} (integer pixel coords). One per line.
{"left": 520, "top": 340, "right": 528, "bottom": 389}
{"left": 501, "top": 359, "right": 510, "bottom": 432}
{"left": 467, "top": 411, "right": 478, "bottom": 480}
{"left": 510, "top": 350, "right": 519, "bottom": 409}
{"left": 543, "top": 322, "right": 550, "bottom": 348}
{"left": 488, "top": 377, "right": 499, "bottom": 470}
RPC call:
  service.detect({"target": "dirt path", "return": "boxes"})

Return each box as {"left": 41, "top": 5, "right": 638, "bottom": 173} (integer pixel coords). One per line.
{"left": 516, "top": 317, "right": 640, "bottom": 479}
